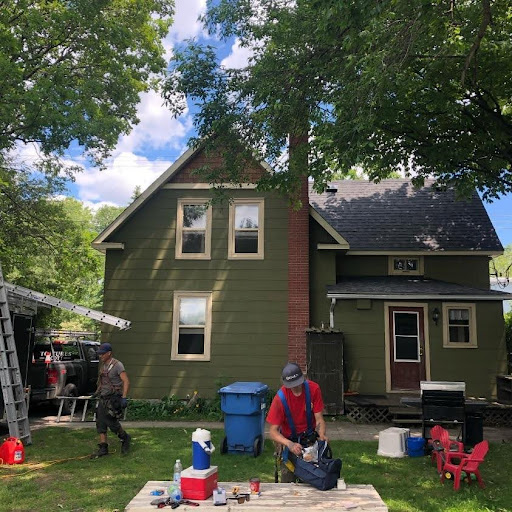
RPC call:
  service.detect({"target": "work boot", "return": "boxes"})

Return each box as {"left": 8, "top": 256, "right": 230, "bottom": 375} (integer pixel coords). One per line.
{"left": 91, "top": 442, "right": 109, "bottom": 458}
{"left": 119, "top": 431, "right": 131, "bottom": 455}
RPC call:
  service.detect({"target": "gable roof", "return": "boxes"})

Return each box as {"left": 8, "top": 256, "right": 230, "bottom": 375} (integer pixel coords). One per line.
{"left": 309, "top": 180, "right": 503, "bottom": 253}
{"left": 92, "top": 144, "right": 273, "bottom": 250}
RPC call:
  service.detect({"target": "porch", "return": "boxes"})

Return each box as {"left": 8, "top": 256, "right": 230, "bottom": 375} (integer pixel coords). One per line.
{"left": 343, "top": 393, "right": 512, "bottom": 428}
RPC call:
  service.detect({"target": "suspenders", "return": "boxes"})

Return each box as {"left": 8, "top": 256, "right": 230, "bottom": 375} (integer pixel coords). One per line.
{"left": 277, "top": 380, "right": 313, "bottom": 441}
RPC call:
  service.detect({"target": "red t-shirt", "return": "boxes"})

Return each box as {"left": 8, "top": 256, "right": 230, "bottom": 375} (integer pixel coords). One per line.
{"left": 266, "top": 380, "right": 324, "bottom": 439}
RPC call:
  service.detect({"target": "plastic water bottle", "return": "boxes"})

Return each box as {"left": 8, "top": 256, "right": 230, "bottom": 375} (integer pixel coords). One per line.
{"left": 173, "top": 459, "right": 183, "bottom": 485}
{"left": 168, "top": 482, "right": 182, "bottom": 503}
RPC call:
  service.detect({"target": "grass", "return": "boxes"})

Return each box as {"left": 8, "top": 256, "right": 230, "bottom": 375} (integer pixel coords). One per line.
{"left": 1, "top": 427, "right": 511, "bottom": 512}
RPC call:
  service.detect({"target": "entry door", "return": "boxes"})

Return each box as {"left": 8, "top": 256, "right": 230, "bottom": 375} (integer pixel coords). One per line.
{"left": 389, "top": 307, "right": 426, "bottom": 390}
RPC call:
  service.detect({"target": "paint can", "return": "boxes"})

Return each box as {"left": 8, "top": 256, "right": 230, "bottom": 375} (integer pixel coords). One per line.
{"left": 250, "top": 477, "right": 260, "bottom": 493}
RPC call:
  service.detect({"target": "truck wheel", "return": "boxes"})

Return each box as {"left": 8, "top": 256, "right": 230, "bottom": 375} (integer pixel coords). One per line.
{"left": 62, "top": 383, "right": 78, "bottom": 415}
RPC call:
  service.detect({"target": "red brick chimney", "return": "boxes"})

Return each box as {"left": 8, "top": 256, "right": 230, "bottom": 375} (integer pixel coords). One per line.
{"left": 287, "top": 134, "right": 309, "bottom": 370}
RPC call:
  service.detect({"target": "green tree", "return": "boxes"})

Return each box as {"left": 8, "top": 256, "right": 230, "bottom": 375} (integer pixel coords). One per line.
{"left": 491, "top": 244, "right": 512, "bottom": 281}
{"left": 1, "top": 0, "right": 173, "bottom": 167}
{"left": 166, "top": 0, "right": 512, "bottom": 200}
{"left": 93, "top": 204, "right": 125, "bottom": 233}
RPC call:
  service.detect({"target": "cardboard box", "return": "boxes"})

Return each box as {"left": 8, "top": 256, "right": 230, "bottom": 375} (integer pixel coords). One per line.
{"left": 181, "top": 465, "right": 218, "bottom": 500}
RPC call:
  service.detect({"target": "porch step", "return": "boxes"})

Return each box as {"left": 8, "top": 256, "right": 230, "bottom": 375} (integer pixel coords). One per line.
{"left": 389, "top": 406, "right": 422, "bottom": 425}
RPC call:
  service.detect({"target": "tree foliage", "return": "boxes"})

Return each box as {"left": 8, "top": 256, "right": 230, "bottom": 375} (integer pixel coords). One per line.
{"left": 0, "top": 0, "right": 173, "bottom": 166}
{"left": 166, "top": 0, "right": 512, "bottom": 200}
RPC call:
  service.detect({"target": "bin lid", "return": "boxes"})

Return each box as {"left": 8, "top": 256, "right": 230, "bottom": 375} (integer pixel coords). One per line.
{"left": 218, "top": 381, "right": 268, "bottom": 395}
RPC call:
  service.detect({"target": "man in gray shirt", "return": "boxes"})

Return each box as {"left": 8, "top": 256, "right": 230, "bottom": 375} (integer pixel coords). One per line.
{"left": 92, "top": 343, "right": 131, "bottom": 457}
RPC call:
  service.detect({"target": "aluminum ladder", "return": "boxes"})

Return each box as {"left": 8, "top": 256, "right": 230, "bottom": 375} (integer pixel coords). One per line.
{"left": 0, "top": 263, "right": 31, "bottom": 444}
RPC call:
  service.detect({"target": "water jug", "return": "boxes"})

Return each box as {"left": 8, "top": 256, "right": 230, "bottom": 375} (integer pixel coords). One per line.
{"left": 0, "top": 437, "right": 25, "bottom": 465}
{"left": 192, "top": 428, "right": 215, "bottom": 470}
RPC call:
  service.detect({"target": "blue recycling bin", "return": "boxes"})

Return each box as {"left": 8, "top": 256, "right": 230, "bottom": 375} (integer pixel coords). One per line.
{"left": 219, "top": 381, "right": 268, "bottom": 457}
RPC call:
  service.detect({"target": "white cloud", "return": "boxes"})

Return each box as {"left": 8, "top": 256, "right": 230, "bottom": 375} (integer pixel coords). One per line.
{"left": 221, "top": 39, "right": 254, "bottom": 69}
{"left": 169, "top": 0, "right": 207, "bottom": 41}
{"left": 116, "top": 90, "right": 192, "bottom": 155}
{"left": 74, "top": 152, "right": 173, "bottom": 206}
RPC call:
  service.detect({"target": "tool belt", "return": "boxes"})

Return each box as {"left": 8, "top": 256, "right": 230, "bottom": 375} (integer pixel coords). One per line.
{"left": 100, "top": 392, "right": 123, "bottom": 420}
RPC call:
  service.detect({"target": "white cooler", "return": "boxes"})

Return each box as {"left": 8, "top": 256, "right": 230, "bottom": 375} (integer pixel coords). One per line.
{"left": 377, "top": 427, "right": 410, "bottom": 457}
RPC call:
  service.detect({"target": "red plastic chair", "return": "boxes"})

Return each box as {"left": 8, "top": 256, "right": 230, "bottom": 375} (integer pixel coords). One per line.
{"left": 429, "top": 425, "right": 464, "bottom": 474}
{"left": 441, "top": 440, "right": 489, "bottom": 491}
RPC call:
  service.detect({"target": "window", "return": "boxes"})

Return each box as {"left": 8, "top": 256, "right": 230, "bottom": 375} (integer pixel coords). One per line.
{"left": 172, "top": 292, "right": 212, "bottom": 361}
{"left": 393, "top": 311, "right": 420, "bottom": 361}
{"left": 228, "top": 199, "right": 264, "bottom": 259}
{"left": 388, "top": 256, "right": 424, "bottom": 275}
{"left": 176, "top": 199, "right": 212, "bottom": 259}
{"left": 442, "top": 303, "right": 477, "bottom": 348}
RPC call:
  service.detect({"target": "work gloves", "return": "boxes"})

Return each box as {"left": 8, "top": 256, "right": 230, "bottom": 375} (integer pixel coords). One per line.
{"left": 121, "top": 397, "right": 128, "bottom": 409}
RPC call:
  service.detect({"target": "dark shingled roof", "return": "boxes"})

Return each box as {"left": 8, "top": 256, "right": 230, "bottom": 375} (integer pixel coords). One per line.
{"left": 309, "top": 180, "right": 503, "bottom": 252}
{"left": 327, "top": 276, "right": 512, "bottom": 299}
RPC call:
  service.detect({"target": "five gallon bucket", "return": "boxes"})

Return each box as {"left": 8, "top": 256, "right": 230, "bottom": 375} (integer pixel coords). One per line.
{"left": 192, "top": 428, "right": 215, "bottom": 470}
{"left": 407, "top": 437, "right": 425, "bottom": 457}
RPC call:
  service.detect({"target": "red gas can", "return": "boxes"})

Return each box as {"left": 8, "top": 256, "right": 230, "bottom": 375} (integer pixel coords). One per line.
{"left": 0, "top": 437, "right": 25, "bottom": 465}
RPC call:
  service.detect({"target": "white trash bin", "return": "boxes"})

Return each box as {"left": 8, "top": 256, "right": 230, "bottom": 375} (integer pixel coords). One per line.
{"left": 377, "top": 427, "right": 410, "bottom": 457}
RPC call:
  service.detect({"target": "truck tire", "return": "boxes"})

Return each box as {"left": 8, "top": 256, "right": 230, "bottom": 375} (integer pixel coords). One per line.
{"left": 62, "top": 383, "right": 78, "bottom": 415}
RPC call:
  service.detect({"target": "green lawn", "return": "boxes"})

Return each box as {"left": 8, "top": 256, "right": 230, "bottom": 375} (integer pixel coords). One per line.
{"left": 0, "top": 427, "right": 510, "bottom": 512}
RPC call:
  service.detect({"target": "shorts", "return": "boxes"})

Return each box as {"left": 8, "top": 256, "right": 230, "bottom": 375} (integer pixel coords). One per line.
{"left": 95, "top": 399, "right": 122, "bottom": 435}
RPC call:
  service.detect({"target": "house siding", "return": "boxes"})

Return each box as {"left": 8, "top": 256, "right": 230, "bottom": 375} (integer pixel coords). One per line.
{"left": 337, "top": 254, "right": 491, "bottom": 288}
{"left": 102, "top": 188, "right": 289, "bottom": 398}
{"left": 327, "top": 299, "right": 507, "bottom": 398}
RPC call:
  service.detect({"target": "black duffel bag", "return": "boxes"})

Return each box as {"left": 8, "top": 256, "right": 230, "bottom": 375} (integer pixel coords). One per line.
{"left": 292, "top": 440, "right": 342, "bottom": 491}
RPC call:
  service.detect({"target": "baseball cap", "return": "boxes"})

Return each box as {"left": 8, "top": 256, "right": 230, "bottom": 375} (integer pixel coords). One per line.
{"left": 281, "top": 362, "right": 304, "bottom": 388}
{"left": 98, "top": 343, "right": 113, "bottom": 355}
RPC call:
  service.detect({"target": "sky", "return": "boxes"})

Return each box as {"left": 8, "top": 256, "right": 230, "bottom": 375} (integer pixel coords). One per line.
{"left": 12, "top": 0, "right": 512, "bottom": 248}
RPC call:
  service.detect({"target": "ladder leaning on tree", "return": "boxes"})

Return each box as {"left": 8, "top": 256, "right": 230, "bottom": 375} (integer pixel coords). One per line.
{"left": 0, "top": 263, "right": 32, "bottom": 444}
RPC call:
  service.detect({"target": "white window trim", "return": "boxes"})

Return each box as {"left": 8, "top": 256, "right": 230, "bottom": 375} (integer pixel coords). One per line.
{"left": 171, "top": 291, "right": 212, "bottom": 361}
{"left": 175, "top": 198, "right": 212, "bottom": 260}
{"left": 392, "top": 310, "right": 421, "bottom": 363}
{"left": 388, "top": 256, "right": 424, "bottom": 276}
{"left": 442, "top": 302, "right": 478, "bottom": 349}
{"left": 228, "top": 198, "right": 265, "bottom": 260}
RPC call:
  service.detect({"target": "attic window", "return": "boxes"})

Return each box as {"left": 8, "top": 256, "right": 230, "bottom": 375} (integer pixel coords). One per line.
{"left": 228, "top": 199, "right": 264, "bottom": 259}
{"left": 388, "top": 256, "right": 424, "bottom": 276}
{"left": 176, "top": 199, "right": 212, "bottom": 260}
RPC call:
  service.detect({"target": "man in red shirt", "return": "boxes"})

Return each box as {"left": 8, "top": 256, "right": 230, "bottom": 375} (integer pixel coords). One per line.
{"left": 266, "top": 362, "right": 328, "bottom": 482}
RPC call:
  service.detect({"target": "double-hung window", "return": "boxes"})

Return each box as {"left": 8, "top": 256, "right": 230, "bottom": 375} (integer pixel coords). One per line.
{"left": 228, "top": 198, "right": 264, "bottom": 259}
{"left": 442, "top": 303, "right": 477, "bottom": 348}
{"left": 172, "top": 292, "right": 212, "bottom": 361}
{"left": 176, "top": 199, "right": 212, "bottom": 259}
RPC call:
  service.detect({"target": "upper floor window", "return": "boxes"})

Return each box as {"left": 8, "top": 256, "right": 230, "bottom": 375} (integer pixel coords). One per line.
{"left": 176, "top": 199, "right": 212, "bottom": 260}
{"left": 171, "top": 291, "right": 212, "bottom": 361}
{"left": 388, "top": 256, "right": 424, "bottom": 276}
{"left": 228, "top": 199, "right": 264, "bottom": 259}
{"left": 442, "top": 303, "right": 477, "bottom": 348}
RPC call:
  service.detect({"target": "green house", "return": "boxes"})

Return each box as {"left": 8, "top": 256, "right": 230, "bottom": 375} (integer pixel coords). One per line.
{"left": 93, "top": 146, "right": 510, "bottom": 400}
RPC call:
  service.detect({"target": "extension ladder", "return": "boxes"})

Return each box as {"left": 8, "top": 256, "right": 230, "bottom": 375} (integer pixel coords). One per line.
{"left": 0, "top": 263, "right": 32, "bottom": 444}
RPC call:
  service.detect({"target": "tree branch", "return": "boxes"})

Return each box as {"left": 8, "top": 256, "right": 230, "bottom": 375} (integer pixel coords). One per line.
{"left": 461, "top": 0, "right": 491, "bottom": 86}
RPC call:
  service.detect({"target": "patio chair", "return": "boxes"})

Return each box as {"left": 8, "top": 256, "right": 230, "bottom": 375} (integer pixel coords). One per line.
{"left": 429, "top": 425, "right": 464, "bottom": 474}
{"left": 441, "top": 440, "right": 489, "bottom": 491}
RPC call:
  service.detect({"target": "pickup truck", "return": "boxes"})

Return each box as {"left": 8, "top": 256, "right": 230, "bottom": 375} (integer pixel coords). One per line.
{"left": 29, "top": 337, "right": 100, "bottom": 413}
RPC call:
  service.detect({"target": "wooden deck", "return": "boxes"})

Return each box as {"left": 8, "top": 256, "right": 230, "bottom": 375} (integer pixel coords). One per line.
{"left": 125, "top": 481, "right": 388, "bottom": 511}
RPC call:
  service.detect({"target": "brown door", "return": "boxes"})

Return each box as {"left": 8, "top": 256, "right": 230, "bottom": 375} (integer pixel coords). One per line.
{"left": 389, "top": 307, "right": 426, "bottom": 390}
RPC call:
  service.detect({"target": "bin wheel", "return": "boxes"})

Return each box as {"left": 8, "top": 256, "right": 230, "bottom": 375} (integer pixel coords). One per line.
{"left": 221, "top": 436, "right": 228, "bottom": 455}
{"left": 253, "top": 435, "right": 263, "bottom": 457}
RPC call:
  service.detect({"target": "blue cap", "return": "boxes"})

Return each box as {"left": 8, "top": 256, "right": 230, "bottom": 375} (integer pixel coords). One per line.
{"left": 281, "top": 362, "right": 304, "bottom": 388}
{"left": 98, "top": 343, "right": 113, "bottom": 355}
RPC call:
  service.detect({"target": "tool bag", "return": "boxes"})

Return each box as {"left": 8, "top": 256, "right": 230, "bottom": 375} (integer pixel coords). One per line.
{"left": 278, "top": 382, "right": 342, "bottom": 490}
{"left": 292, "top": 440, "right": 342, "bottom": 491}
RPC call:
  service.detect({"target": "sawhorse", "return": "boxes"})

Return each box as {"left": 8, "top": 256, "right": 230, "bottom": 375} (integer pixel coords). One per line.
{"left": 56, "top": 395, "right": 94, "bottom": 423}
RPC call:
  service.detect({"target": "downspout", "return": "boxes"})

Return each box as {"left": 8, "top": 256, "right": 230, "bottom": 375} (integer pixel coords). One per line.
{"left": 329, "top": 298, "right": 336, "bottom": 329}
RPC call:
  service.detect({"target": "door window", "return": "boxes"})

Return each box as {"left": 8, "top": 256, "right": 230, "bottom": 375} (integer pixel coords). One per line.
{"left": 393, "top": 311, "right": 420, "bottom": 361}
